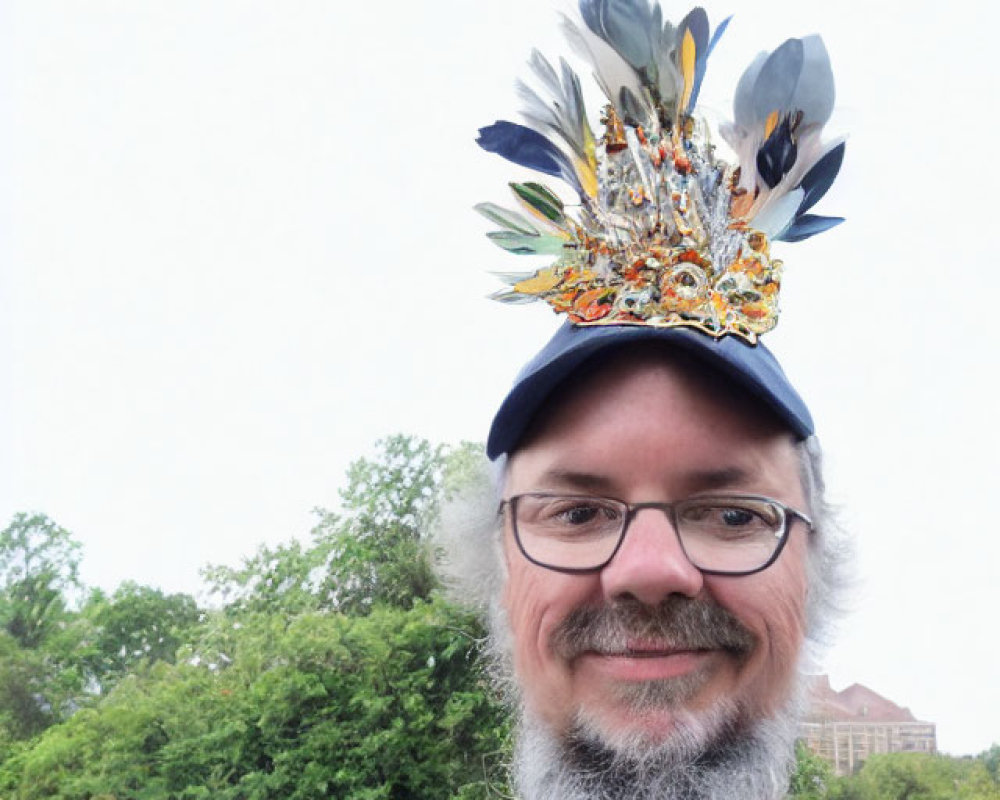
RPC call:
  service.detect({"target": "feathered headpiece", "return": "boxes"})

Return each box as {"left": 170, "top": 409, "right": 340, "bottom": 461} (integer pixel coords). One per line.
{"left": 477, "top": 0, "right": 844, "bottom": 343}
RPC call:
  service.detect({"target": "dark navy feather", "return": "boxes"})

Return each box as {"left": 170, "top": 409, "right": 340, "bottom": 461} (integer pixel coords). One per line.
{"left": 795, "top": 141, "right": 845, "bottom": 215}
{"left": 477, "top": 121, "right": 580, "bottom": 195}
{"left": 756, "top": 116, "right": 798, "bottom": 188}
{"left": 776, "top": 214, "right": 844, "bottom": 242}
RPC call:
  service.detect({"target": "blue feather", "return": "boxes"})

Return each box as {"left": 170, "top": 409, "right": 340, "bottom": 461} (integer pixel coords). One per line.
{"left": 776, "top": 214, "right": 844, "bottom": 242}
{"left": 795, "top": 141, "right": 845, "bottom": 215}
{"left": 679, "top": 7, "right": 709, "bottom": 112}
{"left": 706, "top": 14, "right": 732, "bottom": 58}
{"left": 477, "top": 121, "right": 582, "bottom": 196}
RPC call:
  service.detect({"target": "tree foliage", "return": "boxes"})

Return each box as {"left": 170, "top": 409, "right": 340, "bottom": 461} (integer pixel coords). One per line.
{"left": 0, "top": 513, "right": 82, "bottom": 648}
{"left": 0, "top": 601, "right": 508, "bottom": 799}
{"left": 829, "top": 750, "right": 998, "bottom": 799}
{"left": 203, "top": 436, "right": 485, "bottom": 617}
{"left": 790, "top": 741, "right": 836, "bottom": 799}
{"left": 0, "top": 436, "right": 510, "bottom": 797}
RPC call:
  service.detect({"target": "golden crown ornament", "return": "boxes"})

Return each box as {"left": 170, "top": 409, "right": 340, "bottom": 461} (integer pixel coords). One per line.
{"left": 477, "top": 0, "right": 845, "bottom": 343}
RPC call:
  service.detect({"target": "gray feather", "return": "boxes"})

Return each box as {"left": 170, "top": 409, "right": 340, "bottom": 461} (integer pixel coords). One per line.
{"left": 474, "top": 202, "right": 539, "bottom": 236}
{"left": 489, "top": 288, "right": 543, "bottom": 305}
{"left": 751, "top": 38, "right": 803, "bottom": 123}
{"left": 794, "top": 35, "right": 835, "bottom": 126}
{"left": 733, "top": 51, "right": 767, "bottom": 128}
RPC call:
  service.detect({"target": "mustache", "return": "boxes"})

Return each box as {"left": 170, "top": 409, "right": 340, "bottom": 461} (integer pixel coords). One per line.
{"left": 551, "top": 596, "right": 756, "bottom": 660}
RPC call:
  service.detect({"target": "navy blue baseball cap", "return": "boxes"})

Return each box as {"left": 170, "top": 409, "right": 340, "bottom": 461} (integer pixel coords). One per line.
{"left": 486, "top": 322, "right": 813, "bottom": 460}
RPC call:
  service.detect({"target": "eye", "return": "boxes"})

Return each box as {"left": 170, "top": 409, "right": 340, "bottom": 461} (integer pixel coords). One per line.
{"left": 719, "top": 507, "right": 755, "bottom": 527}
{"left": 520, "top": 496, "right": 625, "bottom": 538}
{"left": 678, "top": 498, "right": 780, "bottom": 537}
{"left": 550, "top": 500, "right": 620, "bottom": 526}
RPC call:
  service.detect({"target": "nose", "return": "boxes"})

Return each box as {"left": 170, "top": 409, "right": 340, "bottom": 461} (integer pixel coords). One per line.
{"left": 599, "top": 506, "right": 704, "bottom": 605}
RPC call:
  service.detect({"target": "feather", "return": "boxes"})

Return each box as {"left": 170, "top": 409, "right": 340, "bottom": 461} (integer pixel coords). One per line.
{"left": 794, "top": 36, "right": 835, "bottom": 128}
{"left": 723, "top": 32, "right": 840, "bottom": 219}
{"left": 516, "top": 52, "right": 599, "bottom": 199}
{"left": 560, "top": 12, "right": 654, "bottom": 127}
{"left": 776, "top": 213, "right": 844, "bottom": 242}
{"left": 489, "top": 288, "right": 543, "bottom": 305}
{"left": 795, "top": 140, "right": 845, "bottom": 215}
{"left": 677, "top": 7, "right": 708, "bottom": 113}
{"left": 486, "top": 231, "right": 569, "bottom": 255}
{"left": 474, "top": 202, "right": 539, "bottom": 236}
{"left": 679, "top": 10, "right": 731, "bottom": 113}
{"left": 477, "top": 121, "right": 583, "bottom": 198}
{"left": 751, "top": 187, "right": 803, "bottom": 239}
{"left": 756, "top": 114, "right": 799, "bottom": 189}
{"left": 510, "top": 182, "right": 567, "bottom": 226}
{"left": 706, "top": 14, "right": 731, "bottom": 58}
{"left": 490, "top": 271, "right": 538, "bottom": 285}
{"left": 751, "top": 38, "right": 804, "bottom": 124}
{"left": 579, "top": 0, "right": 661, "bottom": 77}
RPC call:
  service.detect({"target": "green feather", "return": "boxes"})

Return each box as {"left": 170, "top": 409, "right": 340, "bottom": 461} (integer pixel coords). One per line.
{"left": 509, "top": 182, "right": 566, "bottom": 225}
{"left": 486, "top": 231, "right": 567, "bottom": 256}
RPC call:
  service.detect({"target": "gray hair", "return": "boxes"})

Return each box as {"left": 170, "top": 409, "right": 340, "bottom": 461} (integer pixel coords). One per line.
{"left": 434, "top": 435, "right": 853, "bottom": 668}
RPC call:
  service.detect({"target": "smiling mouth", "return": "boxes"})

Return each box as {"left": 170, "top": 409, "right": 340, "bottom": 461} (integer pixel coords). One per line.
{"left": 579, "top": 646, "right": 714, "bottom": 684}
{"left": 619, "top": 646, "right": 707, "bottom": 658}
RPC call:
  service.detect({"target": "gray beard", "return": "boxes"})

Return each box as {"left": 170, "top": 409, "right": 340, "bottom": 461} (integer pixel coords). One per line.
{"left": 511, "top": 689, "right": 802, "bottom": 800}
{"left": 490, "top": 596, "right": 805, "bottom": 800}
{"left": 513, "top": 680, "right": 800, "bottom": 800}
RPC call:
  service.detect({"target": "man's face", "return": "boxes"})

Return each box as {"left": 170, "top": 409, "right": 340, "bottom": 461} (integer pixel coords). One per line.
{"left": 501, "top": 352, "right": 810, "bottom": 751}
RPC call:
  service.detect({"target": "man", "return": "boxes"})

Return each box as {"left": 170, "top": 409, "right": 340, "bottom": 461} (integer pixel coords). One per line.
{"left": 474, "top": 324, "right": 847, "bottom": 799}
{"left": 440, "top": 324, "right": 847, "bottom": 799}
{"left": 444, "top": 1, "right": 849, "bottom": 796}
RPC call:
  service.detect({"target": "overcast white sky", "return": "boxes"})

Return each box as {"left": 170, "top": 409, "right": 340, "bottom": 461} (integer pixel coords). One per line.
{"left": 1, "top": 0, "right": 998, "bottom": 756}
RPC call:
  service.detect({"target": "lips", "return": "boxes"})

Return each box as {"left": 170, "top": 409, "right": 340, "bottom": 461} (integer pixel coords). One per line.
{"left": 620, "top": 641, "right": 707, "bottom": 658}
{"left": 579, "top": 646, "right": 714, "bottom": 683}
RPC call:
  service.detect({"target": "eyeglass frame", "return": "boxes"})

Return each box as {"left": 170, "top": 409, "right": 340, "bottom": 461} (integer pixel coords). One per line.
{"left": 499, "top": 492, "right": 814, "bottom": 577}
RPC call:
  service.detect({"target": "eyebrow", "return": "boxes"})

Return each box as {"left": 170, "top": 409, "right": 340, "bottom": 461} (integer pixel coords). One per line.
{"left": 682, "top": 467, "right": 753, "bottom": 492}
{"left": 535, "top": 469, "right": 618, "bottom": 494}
{"left": 535, "top": 466, "right": 754, "bottom": 496}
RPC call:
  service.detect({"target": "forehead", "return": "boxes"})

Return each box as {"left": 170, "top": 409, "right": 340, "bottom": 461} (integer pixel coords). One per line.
{"left": 507, "top": 349, "right": 800, "bottom": 498}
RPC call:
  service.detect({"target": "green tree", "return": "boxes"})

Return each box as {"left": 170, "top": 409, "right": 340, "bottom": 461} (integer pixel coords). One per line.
{"left": 0, "top": 513, "right": 82, "bottom": 648}
{"left": 205, "top": 436, "right": 485, "bottom": 617}
{"left": 978, "top": 743, "right": 1000, "bottom": 786}
{"left": 0, "top": 634, "right": 56, "bottom": 743}
{"left": 848, "top": 751, "right": 999, "bottom": 800}
{"left": 321, "top": 434, "right": 447, "bottom": 613}
{"left": 790, "top": 741, "right": 835, "bottom": 799}
{"left": 78, "top": 582, "right": 200, "bottom": 689}
{"left": 0, "top": 600, "right": 509, "bottom": 799}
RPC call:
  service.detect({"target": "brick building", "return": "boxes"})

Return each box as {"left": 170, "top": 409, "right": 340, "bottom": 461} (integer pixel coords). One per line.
{"left": 799, "top": 675, "right": 937, "bottom": 776}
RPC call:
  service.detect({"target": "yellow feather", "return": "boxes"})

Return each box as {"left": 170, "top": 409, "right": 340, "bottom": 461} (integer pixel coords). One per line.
{"left": 575, "top": 157, "right": 598, "bottom": 200}
{"left": 679, "top": 29, "right": 697, "bottom": 111}
{"left": 764, "top": 110, "right": 780, "bottom": 139}
{"left": 577, "top": 125, "right": 599, "bottom": 200}
{"left": 514, "top": 270, "right": 562, "bottom": 295}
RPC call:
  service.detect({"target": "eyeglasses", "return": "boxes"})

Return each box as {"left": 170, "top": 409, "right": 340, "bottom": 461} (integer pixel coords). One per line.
{"left": 502, "top": 493, "right": 813, "bottom": 576}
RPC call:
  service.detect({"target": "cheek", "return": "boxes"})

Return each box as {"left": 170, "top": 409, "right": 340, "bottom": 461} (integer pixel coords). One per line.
{"left": 502, "top": 538, "right": 594, "bottom": 726}
{"left": 709, "top": 546, "right": 809, "bottom": 709}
